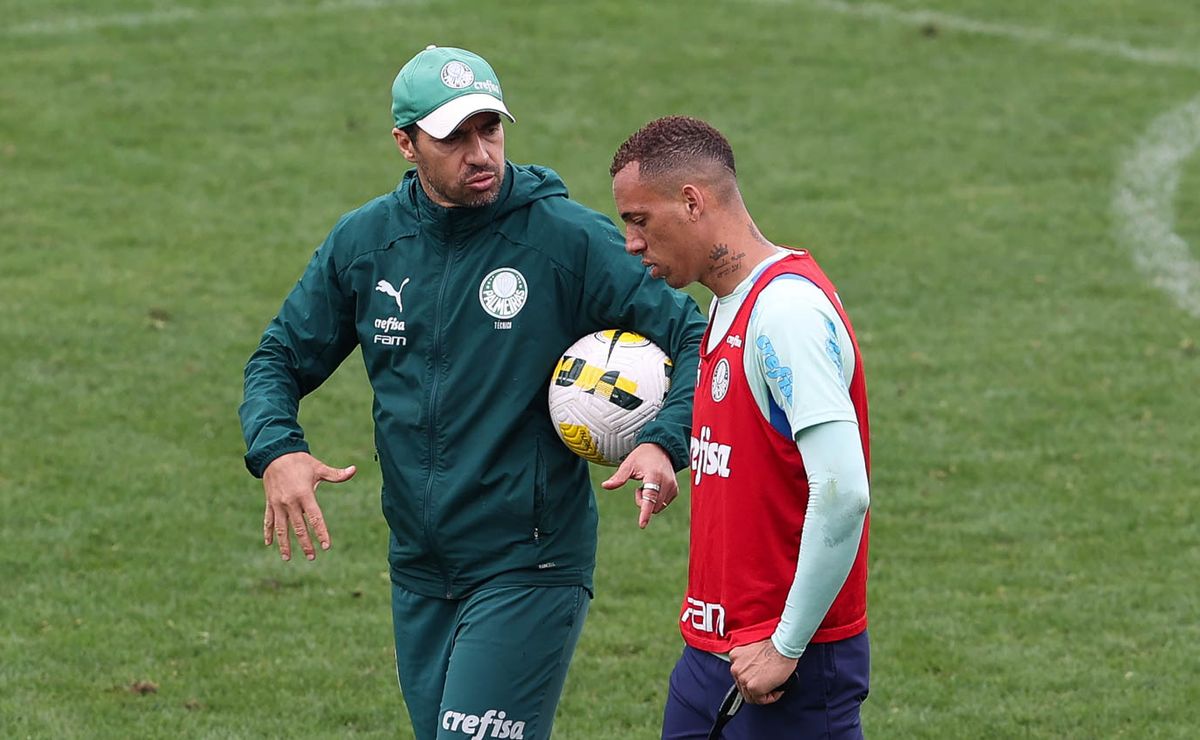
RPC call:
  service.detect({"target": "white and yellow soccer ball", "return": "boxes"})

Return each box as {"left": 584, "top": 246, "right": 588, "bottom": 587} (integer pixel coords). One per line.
{"left": 548, "top": 330, "right": 674, "bottom": 466}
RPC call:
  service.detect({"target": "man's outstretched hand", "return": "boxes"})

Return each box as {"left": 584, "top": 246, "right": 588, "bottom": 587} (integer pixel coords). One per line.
{"left": 262, "top": 451, "right": 356, "bottom": 561}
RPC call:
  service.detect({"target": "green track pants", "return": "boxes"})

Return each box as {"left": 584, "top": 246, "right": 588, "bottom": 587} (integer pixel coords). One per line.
{"left": 392, "top": 582, "right": 591, "bottom": 740}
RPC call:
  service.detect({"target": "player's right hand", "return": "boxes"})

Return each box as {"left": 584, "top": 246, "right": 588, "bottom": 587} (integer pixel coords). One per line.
{"left": 262, "top": 451, "right": 356, "bottom": 562}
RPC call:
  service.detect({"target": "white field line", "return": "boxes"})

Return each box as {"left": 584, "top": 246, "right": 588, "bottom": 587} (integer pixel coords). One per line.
{"left": 9, "top": 0, "right": 1200, "bottom": 74}
{"left": 752, "top": 0, "right": 1200, "bottom": 318}
{"left": 747, "top": 0, "right": 1200, "bottom": 72}
{"left": 5, "top": 0, "right": 420, "bottom": 36}
{"left": 1113, "top": 95, "right": 1200, "bottom": 319}
{"left": 9, "top": 0, "right": 1200, "bottom": 317}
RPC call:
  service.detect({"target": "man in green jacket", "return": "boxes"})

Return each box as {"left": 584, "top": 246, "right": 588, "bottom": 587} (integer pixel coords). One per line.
{"left": 239, "top": 45, "right": 705, "bottom": 740}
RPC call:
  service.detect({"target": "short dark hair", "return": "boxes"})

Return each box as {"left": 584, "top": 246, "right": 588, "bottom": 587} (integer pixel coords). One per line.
{"left": 609, "top": 116, "right": 736, "bottom": 181}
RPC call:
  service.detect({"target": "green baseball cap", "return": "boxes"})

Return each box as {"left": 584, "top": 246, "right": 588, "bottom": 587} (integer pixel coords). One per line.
{"left": 391, "top": 45, "right": 515, "bottom": 139}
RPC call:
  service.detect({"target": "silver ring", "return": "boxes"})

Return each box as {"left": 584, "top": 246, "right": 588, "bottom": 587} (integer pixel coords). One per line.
{"left": 640, "top": 481, "right": 662, "bottom": 493}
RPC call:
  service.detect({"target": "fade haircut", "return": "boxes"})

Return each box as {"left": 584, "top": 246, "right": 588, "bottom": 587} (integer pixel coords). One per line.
{"left": 609, "top": 116, "right": 736, "bottom": 189}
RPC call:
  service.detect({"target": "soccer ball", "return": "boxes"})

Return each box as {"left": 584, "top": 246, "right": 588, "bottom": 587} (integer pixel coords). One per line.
{"left": 548, "top": 330, "right": 674, "bottom": 466}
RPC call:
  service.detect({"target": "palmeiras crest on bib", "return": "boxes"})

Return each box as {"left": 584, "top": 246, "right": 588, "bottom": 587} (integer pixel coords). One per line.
{"left": 479, "top": 267, "right": 528, "bottom": 319}
{"left": 711, "top": 358, "right": 731, "bottom": 402}
{"left": 440, "top": 61, "right": 474, "bottom": 89}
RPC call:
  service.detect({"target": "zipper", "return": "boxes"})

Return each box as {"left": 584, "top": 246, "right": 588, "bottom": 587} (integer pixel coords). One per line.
{"left": 422, "top": 241, "right": 455, "bottom": 597}
{"left": 533, "top": 435, "right": 546, "bottom": 543}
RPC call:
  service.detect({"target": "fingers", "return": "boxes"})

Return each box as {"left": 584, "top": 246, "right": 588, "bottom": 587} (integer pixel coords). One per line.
{"left": 602, "top": 444, "right": 680, "bottom": 528}
{"left": 657, "top": 475, "right": 680, "bottom": 506}
{"left": 637, "top": 494, "right": 656, "bottom": 529}
{"left": 759, "top": 689, "right": 785, "bottom": 705}
{"left": 647, "top": 482, "right": 678, "bottom": 512}
{"left": 317, "top": 463, "right": 357, "bottom": 484}
{"left": 261, "top": 453, "right": 353, "bottom": 562}
{"left": 634, "top": 485, "right": 670, "bottom": 510}
{"left": 741, "top": 689, "right": 783, "bottom": 705}
{"left": 307, "top": 505, "right": 331, "bottom": 552}
{"left": 635, "top": 482, "right": 673, "bottom": 528}
{"left": 287, "top": 500, "right": 316, "bottom": 561}
{"left": 268, "top": 500, "right": 329, "bottom": 561}
{"left": 272, "top": 502, "right": 291, "bottom": 561}
{"left": 263, "top": 504, "right": 274, "bottom": 546}
{"left": 729, "top": 649, "right": 794, "bottom": 706}
{"left": 736, "top": 680, "right": 783, "bottom": 705}
{"left": 601, "top": 458, "right": 634, "bottom": 490}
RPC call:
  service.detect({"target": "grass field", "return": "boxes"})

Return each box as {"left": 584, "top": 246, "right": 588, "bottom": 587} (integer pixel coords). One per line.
{"left": 3, "top": 0, "right": 1200, "bottom": 737}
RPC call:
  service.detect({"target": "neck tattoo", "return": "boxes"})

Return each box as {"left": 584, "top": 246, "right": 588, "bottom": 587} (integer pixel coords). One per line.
{"left": 710, "top": 243, "right": 746, "bottom": 280}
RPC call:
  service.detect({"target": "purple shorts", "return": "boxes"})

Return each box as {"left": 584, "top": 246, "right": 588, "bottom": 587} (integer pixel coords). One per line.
{"left": 661, "top": 631, "right": 870, "bottom": 739}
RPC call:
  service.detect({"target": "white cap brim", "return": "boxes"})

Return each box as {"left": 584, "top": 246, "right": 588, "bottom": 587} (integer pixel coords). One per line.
{"left": 416, "top": 93, "right": 515, "bottom": 139}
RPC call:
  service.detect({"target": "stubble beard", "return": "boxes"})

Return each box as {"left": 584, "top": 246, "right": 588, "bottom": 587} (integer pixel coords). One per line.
{"left": 419, "top": 161, "right": 504, "bottom": 208}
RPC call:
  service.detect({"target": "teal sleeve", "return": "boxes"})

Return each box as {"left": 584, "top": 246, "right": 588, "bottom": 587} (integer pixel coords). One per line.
{"left": 771, "top": 420, "right": 870, "bottom": 658}
{"left": 239, "top": 226, "right": 359, "bottom": 478}
{"left": 577, "top": 217, "right": 705, "bottom": 472}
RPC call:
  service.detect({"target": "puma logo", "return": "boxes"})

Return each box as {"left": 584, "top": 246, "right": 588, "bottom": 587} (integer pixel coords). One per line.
{"left": 375, "top": 278, "right": 411, "bottom": 311}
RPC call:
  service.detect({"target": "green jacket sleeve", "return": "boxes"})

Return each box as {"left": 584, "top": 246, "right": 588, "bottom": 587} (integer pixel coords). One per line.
{"left": 578, "top": 216, "right": 706, "bottom": 472}
{"left": 239, "top": 222, "right": 359, "bottom": 477}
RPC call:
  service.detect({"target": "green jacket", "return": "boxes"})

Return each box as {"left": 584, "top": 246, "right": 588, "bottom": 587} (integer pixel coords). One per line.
{"left": 240, "top": 163, "right": 705, "bottom": 598}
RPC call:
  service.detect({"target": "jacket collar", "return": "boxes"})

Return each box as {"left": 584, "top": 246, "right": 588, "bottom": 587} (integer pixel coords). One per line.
{"left": 404, "top": 162, "right": 515, "bottom": 240}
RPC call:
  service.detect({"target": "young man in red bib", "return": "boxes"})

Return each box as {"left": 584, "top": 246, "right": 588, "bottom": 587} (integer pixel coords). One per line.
{"left": 610, "top": 116, "right": 872, "bottom": 739}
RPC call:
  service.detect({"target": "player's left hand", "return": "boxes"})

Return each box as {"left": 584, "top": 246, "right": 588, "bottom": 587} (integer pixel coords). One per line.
{"left": 729, "top": 638, "right": 798, "bottom": 705}
{"left": 600, "top": 442, "right": 678, "bottom": 529}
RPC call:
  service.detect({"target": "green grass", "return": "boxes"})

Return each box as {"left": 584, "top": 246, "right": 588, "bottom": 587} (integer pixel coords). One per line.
{"left": 3, "top": 0, "right": 1200, "bottom": 737}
